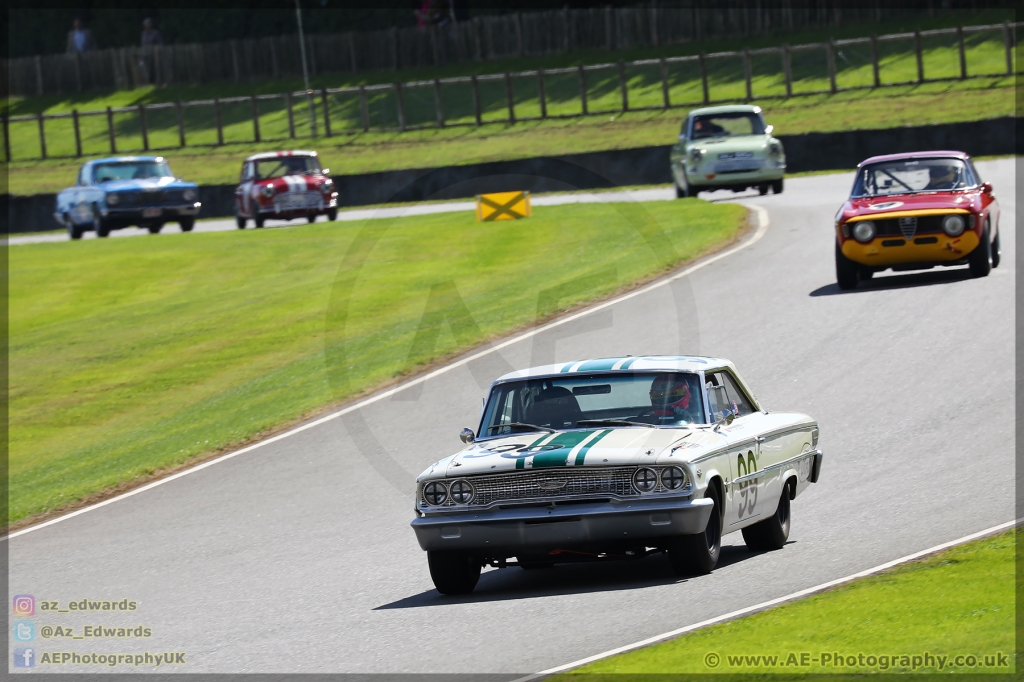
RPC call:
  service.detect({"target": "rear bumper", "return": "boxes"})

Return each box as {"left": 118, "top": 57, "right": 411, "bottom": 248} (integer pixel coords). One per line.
{"left": 687, "top": 166, "right": 784, "bottom": 188}
{"left": 411, "top": 495, "right": 714, "bottom": 554}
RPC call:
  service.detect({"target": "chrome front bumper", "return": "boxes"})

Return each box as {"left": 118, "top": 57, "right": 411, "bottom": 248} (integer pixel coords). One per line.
{"left": 411, "top": 495, "right": 714, "bottom": 553}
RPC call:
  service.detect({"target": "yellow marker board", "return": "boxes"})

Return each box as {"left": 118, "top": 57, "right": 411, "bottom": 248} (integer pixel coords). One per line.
{"left": 476, "top": 191, "right": 532, "bottom": 222}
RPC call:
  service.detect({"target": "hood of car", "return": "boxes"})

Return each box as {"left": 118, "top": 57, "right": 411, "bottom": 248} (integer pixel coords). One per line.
{"left": 99, "top": 177, "right": 197, "bottom": 192}
{"left": 842, "top": 190, "right": 981, "bottom": 221}
{"left": 416, "top": 427, "right": 730, "bottom": 481}
{"left": 687, "top": 135, "right": 773, "bottom": 155}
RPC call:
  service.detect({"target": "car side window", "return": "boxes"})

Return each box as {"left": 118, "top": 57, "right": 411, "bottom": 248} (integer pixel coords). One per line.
{"left": 78, "top": 166, "right": 90, "bottom": 186}
{"left": 680, "top": 117, "right": 690, "bottom": 137}
{"left": 705, "top": 372, "right": 755, "bottom": 420}
{"left": 240, "top": 163, "right": 252, "bottom": 182}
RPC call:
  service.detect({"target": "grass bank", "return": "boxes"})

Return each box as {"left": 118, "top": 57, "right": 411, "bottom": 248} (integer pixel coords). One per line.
{"left": 8, "top": 198, "right": 746, "bottom": 525}
{"left": 558, "top": 529, "right": 1016, "bottom": 678}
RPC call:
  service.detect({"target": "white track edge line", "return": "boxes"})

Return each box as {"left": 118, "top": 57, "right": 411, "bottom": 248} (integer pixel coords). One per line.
{"left": 4, "top": 206, "right": 769, "bottom": 541}
{"left": 508, "top": 518, "right": 1021, "bottom": 682}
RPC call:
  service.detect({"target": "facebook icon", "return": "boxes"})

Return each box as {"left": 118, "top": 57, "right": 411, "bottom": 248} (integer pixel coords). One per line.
{"left": 14, "top": 647, "right": 35, "bottom": 668}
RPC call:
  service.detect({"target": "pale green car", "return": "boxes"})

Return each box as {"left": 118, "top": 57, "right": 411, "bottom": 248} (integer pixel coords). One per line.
{"left": 669, "top": 104, "right": 786, "bottom": 198}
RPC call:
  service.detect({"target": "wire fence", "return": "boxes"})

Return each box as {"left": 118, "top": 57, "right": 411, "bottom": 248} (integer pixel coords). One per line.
{"left": 3, "top": 22, "right": 1019, "bottom": 163}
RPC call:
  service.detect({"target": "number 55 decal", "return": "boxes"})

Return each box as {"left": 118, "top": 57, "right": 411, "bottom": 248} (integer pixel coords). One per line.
{"left": 736, "top": 450, "right": 758, "bottom": 519}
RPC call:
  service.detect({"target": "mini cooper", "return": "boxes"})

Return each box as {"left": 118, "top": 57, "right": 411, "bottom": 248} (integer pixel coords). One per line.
{"left": 234, "top": 150, "right": 338, "bottom": 228}
{"left": 669, "top": 104, "right": 786, "bottom": 198}
{"left": 411, "top": 356, "right": 823, "bottom": 594}
{"left": 834, "top": 151, "right": 1001, "bottom": 290}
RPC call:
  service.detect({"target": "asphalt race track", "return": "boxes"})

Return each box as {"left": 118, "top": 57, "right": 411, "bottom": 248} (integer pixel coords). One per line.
{"left": 7, "top": 159, "right": 1015, "bottom": 675}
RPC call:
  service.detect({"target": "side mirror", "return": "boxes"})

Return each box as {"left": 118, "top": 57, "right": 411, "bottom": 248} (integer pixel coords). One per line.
{"left": 459, "top": 428, "right": 475, "bottom": 444}
{"left": 764, "top": 124, "right": 774, "bottom": 135}
{"left": 982, "top": 181, "right": 993, "bottom": 194}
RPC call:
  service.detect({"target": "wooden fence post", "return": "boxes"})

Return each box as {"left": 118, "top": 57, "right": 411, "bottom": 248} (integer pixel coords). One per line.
{"left": 359, "top": 86, "right": 369, "bottom": 132}
{"left": 956, "top": 26, "right": 967, "bottom": 79}
{"left": 1002, "top": 21, "right": 1013, "bottom": 75}
{"left": 782, "top": 46, "right": 793, "bottom": 97}
{"left": 699, "top": 53, "right": 710, "bottom": 104}
{"left": 433, "top": 78, "right": 445, "bottom": 127}
{"left": 321, "top": 89, "right": 332, "bottom": 137}
{"left": 176, "top": 101, "right": 186, "bottom": 147}
{"left": 286, "top": 91, "right": 296, "bottom": 138}
{"left": 870, "top": 35, "right": 880, "bottom": 87}
{"left": 914, "top": 31, "right": 924, "bottom": 83}
{"left": 578, "top": 65, "right": 588, "bottom": 115}
{"left": 505, "top": 72, "right": 516, "bottom": 124}
{"left": 660, "top": 57, "right": 670, "bottom": 108}
{"left": 37, "top": 112, "right": 47, "bottom": 159}
{"left": 538, "top": 69, "right": 548, "bottom": 118}
{"left": 251, "top": 95, "right": 261, "bottom": 142}
{"left": 138, "top": 104, "right": 149, "bottom": 151}
{"left": 395, "top": 82, "right": 406, "bottom": 131}
{"left": 214, "top": 97, "right": 224, "bottom": 145}
{"left": 107, "top": 106, "right": 117, "bottom": 153}
{"left": 471, "top": 75, "right": 482, "bottom": 126}
{"left": 743, "top": 48, "right": 753, "bottom": 100}
{"left": 2, "top": 116, "right": 10, "bottom": 162}
{"left": 72, "top": 109, "right": 83, "bottom": 157}
{"left": 618, "top": 60, "right": 629, "bottom": 111}
{"left": 826, "top": 40, "right": 837, "bottom": 93}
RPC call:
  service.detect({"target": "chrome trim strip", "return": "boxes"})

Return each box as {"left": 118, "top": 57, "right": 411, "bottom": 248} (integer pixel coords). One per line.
{"left": 732, "top": 449, "right": 821, "bottom": 484}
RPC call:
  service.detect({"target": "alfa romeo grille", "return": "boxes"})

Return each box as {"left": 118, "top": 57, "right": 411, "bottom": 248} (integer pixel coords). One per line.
{"left": 898, "top": 216, "right": 917, "bottom": 238}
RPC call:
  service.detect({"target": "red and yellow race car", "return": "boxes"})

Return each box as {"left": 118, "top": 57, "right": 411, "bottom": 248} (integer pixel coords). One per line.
{"left": 834, "top": 151, "right": 1001, "bottom": 290}
{"left": 234, "top": 150, "right": 338, "bottom": 229}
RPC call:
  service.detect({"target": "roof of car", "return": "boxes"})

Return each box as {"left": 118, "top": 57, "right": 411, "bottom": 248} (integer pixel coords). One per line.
{"left": 687, "top": 104, "right": 762, "bottom": 117}
{"left": 88, "top": 156, "right": 166, "bottom": 165}
{"left": 495, "top": 356, "right": 734, "bottom": 382}
{"left": 245, "top": 150, "right": 319, "bottom": 162}
{"left": 858, "top": 150, "right": 970, "bottom": 166}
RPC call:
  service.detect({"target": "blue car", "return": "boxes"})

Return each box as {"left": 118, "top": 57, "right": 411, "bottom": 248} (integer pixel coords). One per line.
{"left": 55, "top": 156, "right": 201, "bottom": 239}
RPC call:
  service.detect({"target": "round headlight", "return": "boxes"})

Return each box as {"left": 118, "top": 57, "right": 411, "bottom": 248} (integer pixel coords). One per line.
{"left": 852, "top": 220, "right": 876, "bottom": 243}
{"left": 183, "top": 188, "right": 197, "bottom": 202}
{"left": 449, "top": 479, "right": 474, "bottom": 504}
{"left": 260, "top": 184, "right": 276, "bottom": 198}
{"left": 633, "top": 467, "right": 657, "bottom": 493}
{"left": 660, "top": 466, "right": 687, "bottom": 490}
{"left": 943, "top": 214, "right": 965, "bottom": 236}
{"left": 320, "top": 180, "right": 334, "bottom": 194}
{"left": 106, "top": 193, "right": 120, "bottom": 206}
{"left": 422, "top": 481, "right": 448, "bottom": 506}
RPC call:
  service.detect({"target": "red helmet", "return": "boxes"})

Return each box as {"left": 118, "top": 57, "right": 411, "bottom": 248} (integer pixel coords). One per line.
{"left": 650, "top": 374, "right": 691, "bottom": 411}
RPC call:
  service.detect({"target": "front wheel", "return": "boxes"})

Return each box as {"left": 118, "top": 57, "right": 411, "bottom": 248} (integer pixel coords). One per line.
{"left": 179, "top": 219, "right": 195, "bottom": 233}
{"left": 758, "top": 183, "right": 769, "bottom": 196}
{"left": 742, "top": 480, "right": 792, "bottom": 551}
{"left": 991, "top": 228, "right": 1001, "bottom": 269}
{"left": 427, "top": 550, "right": 481, "bottom": 595}
{"left": 236, "top": 216, "right": 247, "bottom": 230}
{"left": 307, "top": 214, "right": 317, "bottom": 224}
{"left": 326, "top": 208, "right": 338, "bottom": 221}
{"left": 66, "top": 216, "right": 84, "bottom": 240}
{"left": 666, "top": 484, "right": 721, "bottom": 576}
{"left": 835, "top": 242, "right": 860, "bottom": 290}
{"left": 255, "top": 215, "right": 266, "bottom": 228}
{"left": 771, "top": 178, "right": 784, "bottom": 194}
{"left": 92, "top": 205, "right": 111, "bottom": 238}
{"left": 968, "top": 223, "right": 992, "bottom": 278}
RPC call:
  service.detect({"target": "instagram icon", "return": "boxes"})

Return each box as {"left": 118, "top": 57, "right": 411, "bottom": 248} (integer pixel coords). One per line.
{"left": 12, "top": 595, "right": 35, "bottom": 617}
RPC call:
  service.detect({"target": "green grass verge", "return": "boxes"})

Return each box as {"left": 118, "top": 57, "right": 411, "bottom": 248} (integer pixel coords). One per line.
{"left": 8, "top": 198, "right": 746, "bottom": 525}
{"left": 557, "top": 530, "right": 1016, "bottom": 678}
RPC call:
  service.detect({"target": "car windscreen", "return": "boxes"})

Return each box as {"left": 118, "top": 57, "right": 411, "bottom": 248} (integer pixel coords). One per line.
{"left": 481, "top": 372, "right": 706, "bottom": 435}
{"left": 92, "top": 161, "right": 173, "bottom": 183}
{"left": 691, "top": 112, "right": 765, "bottom": 139}
{"left": 852, "top": 158, "right": 974, "bottom": 197}
{"left": 254, "top": 156, "right": 321, "bottom": 179}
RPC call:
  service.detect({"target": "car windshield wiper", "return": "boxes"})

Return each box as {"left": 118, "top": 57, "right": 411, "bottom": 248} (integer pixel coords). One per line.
{"left": 486, "top": 422, "right": 555, "bottom": 433}
{"left": 576, "top": 419, "right": 654, "bottom": 428}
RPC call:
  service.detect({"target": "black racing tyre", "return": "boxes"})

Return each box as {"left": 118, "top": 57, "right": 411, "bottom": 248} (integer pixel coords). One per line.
{"left": 255, "top": 215, "right": 266, "bottom": 228}
{"left": 666, "top": 483, "right": 721, "bottom": 576}
{"left": 326, "top": 208, "right": 338, "bottom": 221}
{"left": 179, "top": 218, "right": 195, "bottom": 233}
{"left": 835, "top": 242, "right": 860, "bottom": 290}
{"left": 92, "top": 205, "right": 111, "bottom": 238}
{"left": 859, "top": 267, "right": 874, "bottom": 281}
{"left": 147, "top": 223, "right": 164, "bottom": 235}
{"left": 307, "top": 214, "right": 317, "bottom": 224}
{"left": 66, "top": 216, "right": 84, "bottom": 240}
{"left": 427, "top": 550, "right": 481, "bottom": 595}
{"left": 758, "top": 183, "right": 769, "bottom": 196}
{"left": 236, "top": 216, "right": 247, "bottom": 230}
{"left": 968, "top": 223, "right": 992, "bottom": 278}
{"left": 742, "top": 480, "right": 792, "bottom": 551}
{"left": 771, "top": 178, "right": 784, "bottom": 194}
{"left": 991, "top": 228, "right": 1001, "bottom": 269}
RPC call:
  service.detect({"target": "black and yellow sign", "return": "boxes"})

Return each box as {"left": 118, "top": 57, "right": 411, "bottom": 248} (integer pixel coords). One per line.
{"left": 476, "top": 191, "right": 532, "bottom": 222}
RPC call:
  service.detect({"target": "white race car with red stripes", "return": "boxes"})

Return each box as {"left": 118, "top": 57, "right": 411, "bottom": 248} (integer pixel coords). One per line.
{"left": 234, "top": 150, "right": 338, "bottom": 229}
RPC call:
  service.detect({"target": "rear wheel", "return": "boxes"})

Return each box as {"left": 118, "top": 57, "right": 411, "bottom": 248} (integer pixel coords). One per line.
{"left": 771, "top": 178, "right": 784, "bottom": 194}
{"left": 991, "top": 228, "right": 1001, "bottom": 269}
{"left": 307, "top": 214, "right": 317, "bottom": 224}
{"left": 742, "top": 480, "right": 792, "bottom": 551}
{"left": 968, "top": 223, "right": 992, "bottom": 278}
{"left": 147, "top": 223, "right": 164, "bottom": 235}
{"left": 179, "top": 218, "right": 195, "bottom": 233}
{"left": 758, "top": 183, "right": 769, "bottom": 196}
{"left": 835, "top": 243, "right": 860, "bottom": 290}
{"left": 427, "top": 550, "right": 481, "bottom": 595}
{"left": 255, "top": 215, "right": 265, "bottom": 228}
{"left": 236, "top": 215, "right": 247, "bottom": 229}
{"left": 666, "top": 483, "right": 721, "bottom": 575}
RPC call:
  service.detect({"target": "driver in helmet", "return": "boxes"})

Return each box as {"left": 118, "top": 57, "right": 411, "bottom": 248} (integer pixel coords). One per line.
{"left": 648, "top": 374, "right": 701, "bottom": 423}
{"left": 926, "top": 164, "right": 957, "bottom": 190}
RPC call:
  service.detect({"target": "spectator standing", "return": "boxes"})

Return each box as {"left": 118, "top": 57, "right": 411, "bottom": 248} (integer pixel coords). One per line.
{"left": 66, "top": 18, "right": 95, "bottom": 53}
{"left": 140, "top": 18, "right": 162, "bottom": 47}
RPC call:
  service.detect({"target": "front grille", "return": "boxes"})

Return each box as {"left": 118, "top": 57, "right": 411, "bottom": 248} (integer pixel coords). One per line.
{"left": 875, "top": 215, "right": 949, "bottom": 237}
{"left": 112, "top": 191, "right": 186, "bottom": 205}
{"left": 422, "top": 466, "right": 688, "bottom": 509}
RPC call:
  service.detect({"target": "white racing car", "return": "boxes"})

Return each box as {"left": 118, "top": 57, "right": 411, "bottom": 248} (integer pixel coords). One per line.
{"left": 411, "top": 356, "right": 823, "bottom": 594}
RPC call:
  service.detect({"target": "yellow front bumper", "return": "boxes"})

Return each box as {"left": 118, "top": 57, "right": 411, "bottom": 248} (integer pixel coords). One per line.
{"left": 840, "top": 230, "right": 980, "bottom": 268}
